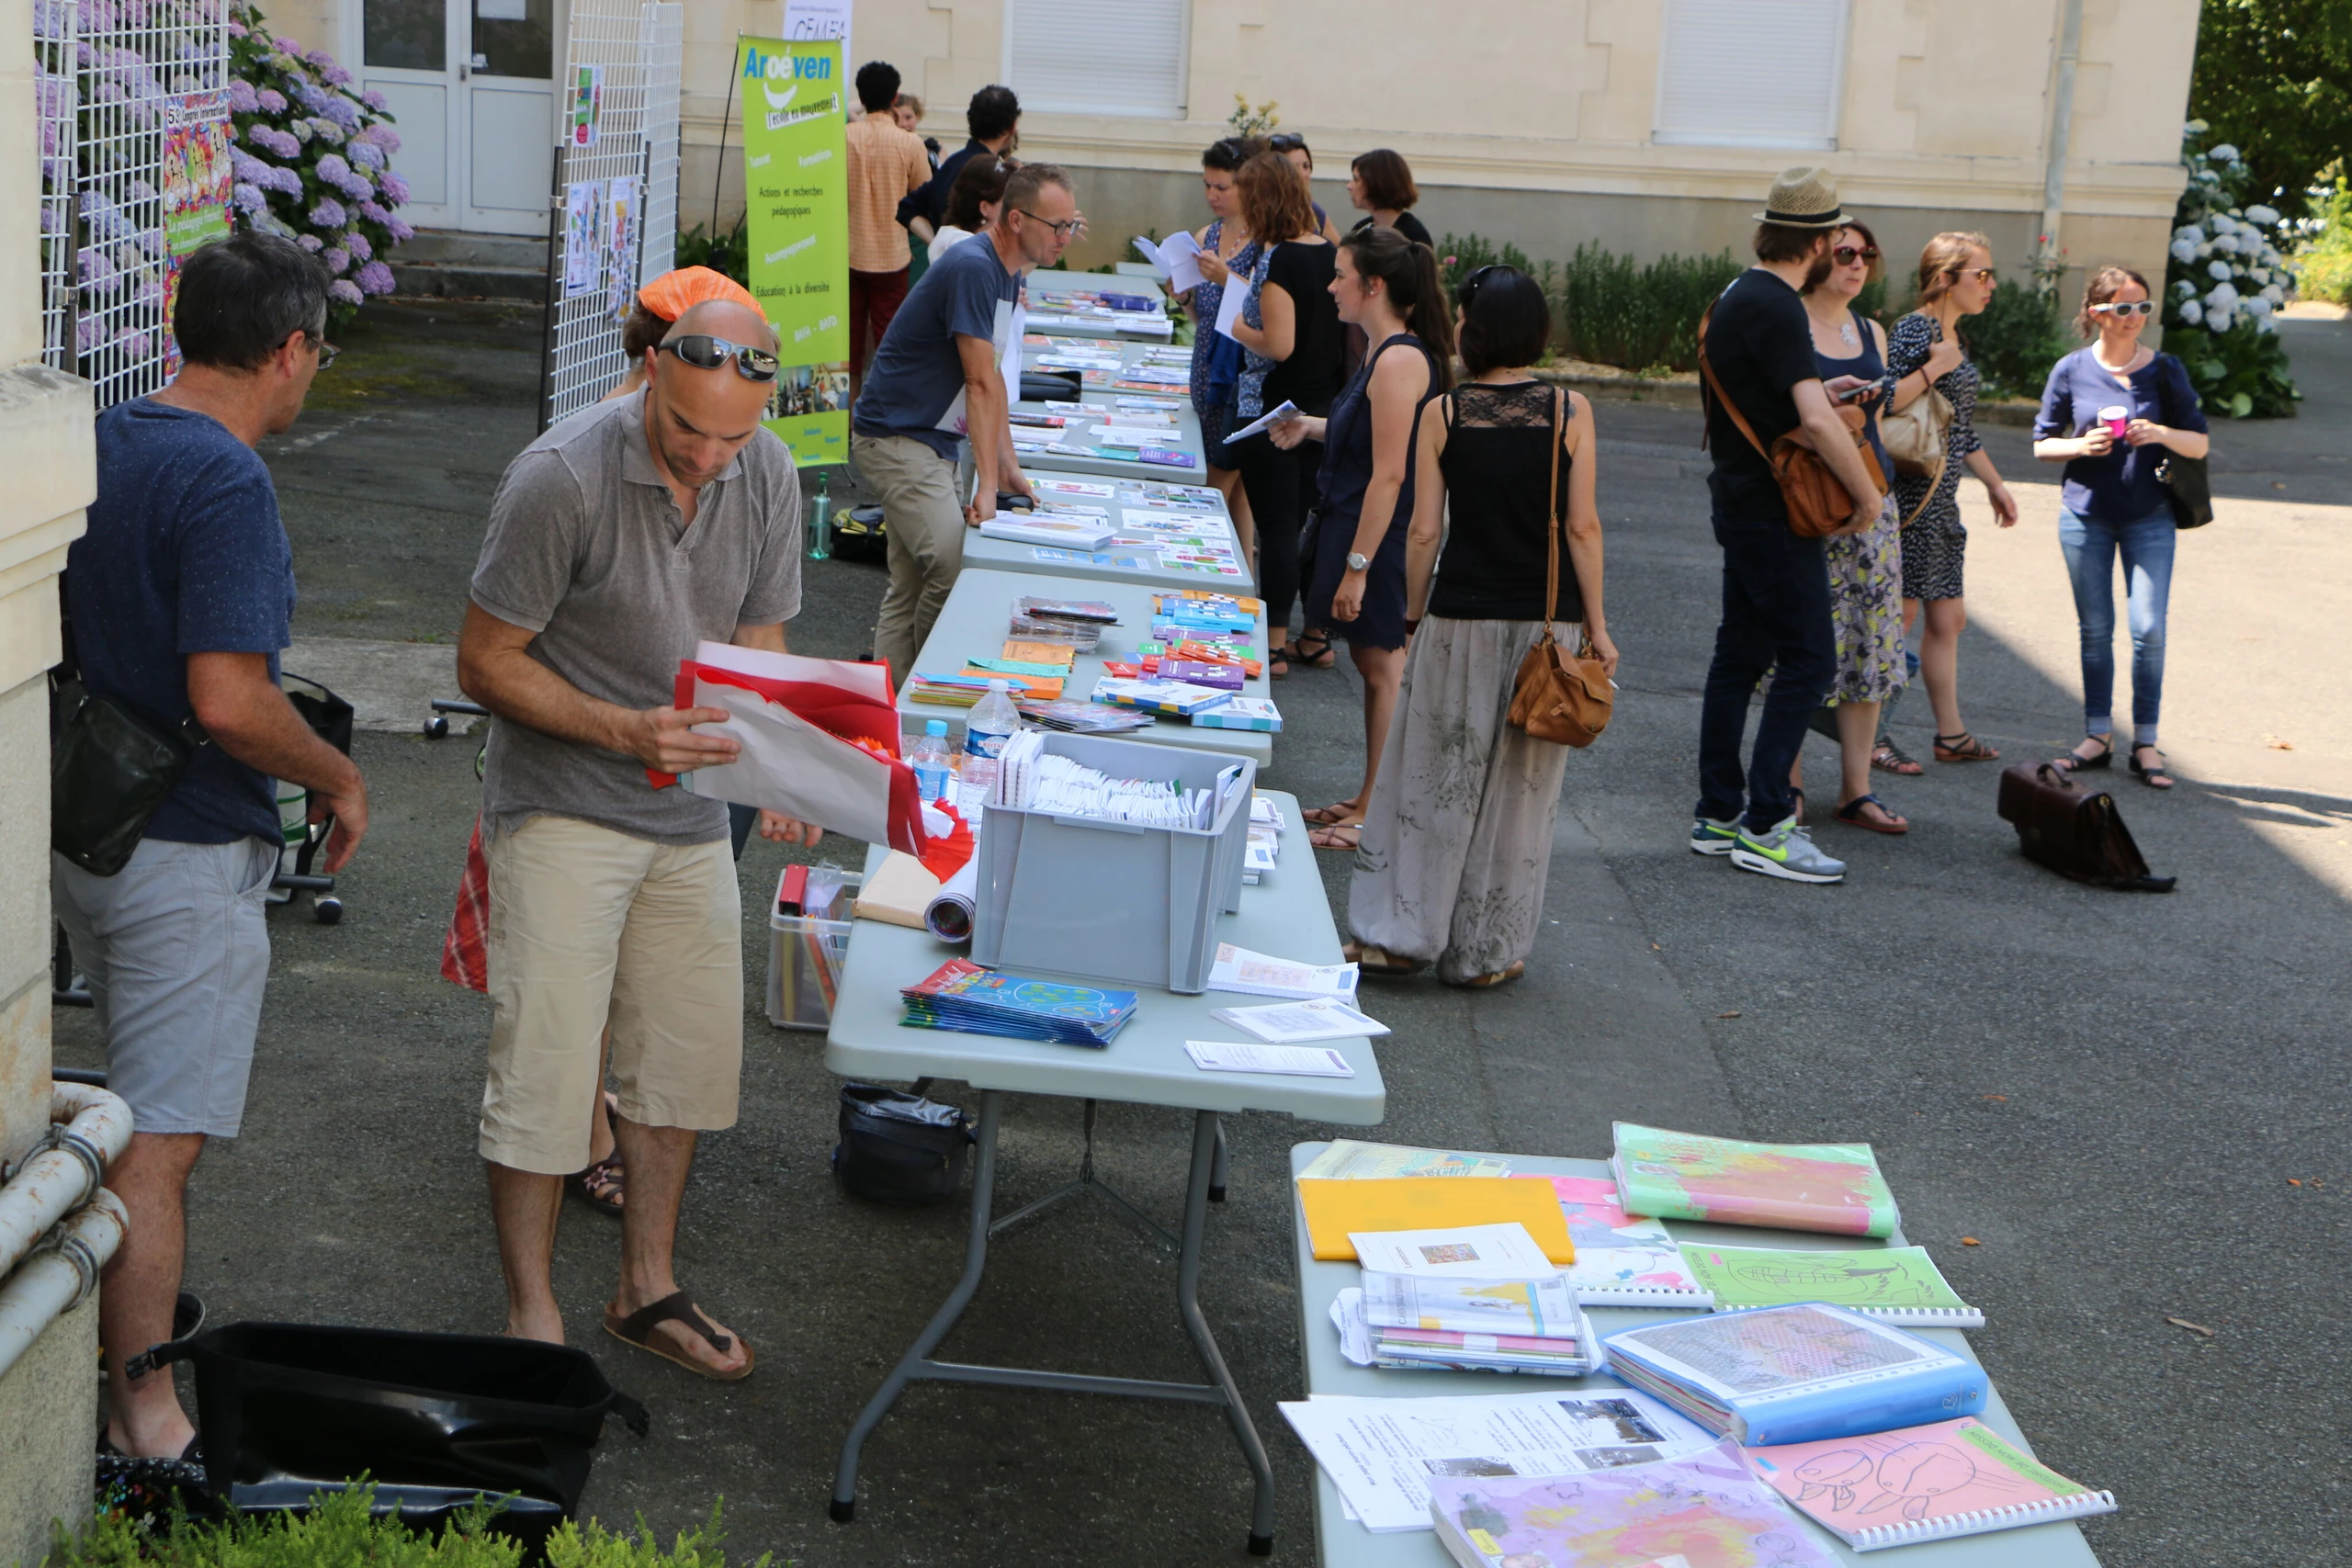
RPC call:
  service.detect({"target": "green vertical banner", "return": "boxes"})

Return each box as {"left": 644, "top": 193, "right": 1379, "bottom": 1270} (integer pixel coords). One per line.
{"left": 738, "top": 36, "right": 849, "bottom": 468}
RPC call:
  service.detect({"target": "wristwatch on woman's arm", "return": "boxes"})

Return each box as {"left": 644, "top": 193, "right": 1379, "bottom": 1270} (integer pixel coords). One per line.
{"left": 1345, "top": 551, "right": 1370, "bottom": 572}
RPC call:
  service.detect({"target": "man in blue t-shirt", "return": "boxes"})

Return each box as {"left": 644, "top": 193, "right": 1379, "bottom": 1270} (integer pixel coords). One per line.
{"left": 853, "top": 162, "right": 1080, "bottom": 683}
{"left": 53, "top": 232, "right": 366, "bottom": 1460}
{"left": 1690, "top": 169, "right": 1883, "bottom": 886}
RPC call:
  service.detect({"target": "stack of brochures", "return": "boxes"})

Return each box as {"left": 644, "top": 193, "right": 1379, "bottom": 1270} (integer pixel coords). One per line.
{"left": 976, "top": 512, "right": 1117, "bottom": 550}
{"left": 1611, "top": 1121, "right": 1901, "bottom": 1237}
{"left": 1603, "top": 1302, "right": 1989, "bottom": 1445}
{"left": 1153, "top": 589, "right": 1259, "bottom": 634}
{"left": 1241, "top": 794, "right": 1283, "bottom": 880}
{"left": 1012, "top": 697, "right": 1152, "bottom": 735}
{"left": 1207, "top": 942, "right": 1359, "bottom": 999}
{"left": 1334, "top": 1269, "right": 1600, "bottom": 1376}
{"left": 1090, "top": 676, "right": 1235, "bottom": 718}
{"left": 1010, "top": 594, "right": 1119, "bottom": 649}
{"left": 1195, "top": 696, "right": 1281, "bottom": 733}
{"left": 899, "top": 958, "right": 1136, "bottom": 1047}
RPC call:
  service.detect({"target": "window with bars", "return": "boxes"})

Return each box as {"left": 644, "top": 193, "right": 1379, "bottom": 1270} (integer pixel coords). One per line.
{"left": 1002, "top": 0, "right": 1188, "bottom": 119}
{"left": 1653, "top": 0, "right": 1850, "bottom": 152}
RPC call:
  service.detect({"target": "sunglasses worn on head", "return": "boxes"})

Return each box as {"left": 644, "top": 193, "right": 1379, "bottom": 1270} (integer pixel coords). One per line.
{"left": 2090, "top": 299, "right": 2156, "bottom": 317}
{"left": 1267, "top": 134, "right": 1307, "bottom": 152}
{"left": 1833, "top": 245, "right": 1879, "bottom": 266}
{"left": 1459, "top": 263, "right": 1505, "bottom": 308}
{"left": 660, "top": 333, "right": 779, "bottom": 382}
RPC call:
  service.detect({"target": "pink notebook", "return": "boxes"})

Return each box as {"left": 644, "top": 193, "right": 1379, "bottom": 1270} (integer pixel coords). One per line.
{"left": 1744, "top": 1416, "right": 2116, "bottom": 1550}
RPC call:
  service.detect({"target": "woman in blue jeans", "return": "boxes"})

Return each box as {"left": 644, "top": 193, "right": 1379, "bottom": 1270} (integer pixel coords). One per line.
{"left": 2032, "top": 265, "right": 2210, "bottom": 790}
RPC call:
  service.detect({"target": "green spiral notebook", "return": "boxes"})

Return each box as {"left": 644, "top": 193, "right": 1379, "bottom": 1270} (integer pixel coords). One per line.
{"left": 1679, "top": 1243, "right": 1983, "bottom": 1327}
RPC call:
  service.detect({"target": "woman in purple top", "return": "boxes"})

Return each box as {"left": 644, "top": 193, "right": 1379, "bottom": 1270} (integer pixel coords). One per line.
{"left": 2031, "top": 265, "right": 2210, "bottom": 789}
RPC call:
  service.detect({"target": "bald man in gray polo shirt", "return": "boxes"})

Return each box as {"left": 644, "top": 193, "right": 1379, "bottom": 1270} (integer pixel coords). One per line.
{"left": 458, "top": 300, "right": 813, "bottom": 1381}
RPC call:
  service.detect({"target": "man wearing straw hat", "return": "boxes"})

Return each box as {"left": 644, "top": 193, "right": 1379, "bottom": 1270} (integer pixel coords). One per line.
{"left": 1689, "top": 167, "right": 1885, "bottom": 886}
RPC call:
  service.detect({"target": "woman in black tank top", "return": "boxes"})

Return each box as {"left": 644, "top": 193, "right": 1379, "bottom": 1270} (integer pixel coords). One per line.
{"left": 1342, "top": 266, "right": 1618, "bottom": 987}
{"left": 1266, "top": 226, "right": 1451, "bottom": 846}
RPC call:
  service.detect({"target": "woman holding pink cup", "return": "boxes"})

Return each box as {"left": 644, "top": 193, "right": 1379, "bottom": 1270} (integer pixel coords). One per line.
{"left": 2031, "top": 265, "right": 2211, "bottom": 789}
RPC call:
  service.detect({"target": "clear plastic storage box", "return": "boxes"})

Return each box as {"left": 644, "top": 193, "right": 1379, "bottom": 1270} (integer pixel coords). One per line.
{"left": 970, "top": 732, "right": 1255, "bottom": 994}
{"left": 766, "top": 866, "right": 864, "bottom": 1031}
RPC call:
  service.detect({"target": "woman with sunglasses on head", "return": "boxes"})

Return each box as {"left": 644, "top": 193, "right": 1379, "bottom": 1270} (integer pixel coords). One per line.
{"left": 2030, "top": 266, "right": 2209, "bottom": 789}
{"left": 1265, "top": 226, "right": 1453, "bottom": 846}
{"left": 1792, "top": 221, "right": 1911, "bottom": 833}
{"left": 1268, "top": 133, "right": 1347, "bottom": 243}
{"left": 1343, "top": 265, "right": 1613, "bottom": 987}
{"left": 1185, "top": 137, "right": 1262, "bottom": 557}
{"left": 1883, "top": 231, "right": 2020, "bottom": 768}
{"left": 1226, "top": 152, "right": 1346, "bottom": 674}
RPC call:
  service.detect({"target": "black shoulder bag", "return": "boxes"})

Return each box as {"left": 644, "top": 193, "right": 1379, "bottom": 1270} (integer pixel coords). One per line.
{"left": 50, "top": 581, "right": 210, "bottom": 877}
{"left": 2152, "top": 354, "right": 2213, "bottom": 530}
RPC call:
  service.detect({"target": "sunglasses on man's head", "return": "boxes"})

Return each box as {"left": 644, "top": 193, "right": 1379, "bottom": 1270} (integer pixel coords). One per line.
{"left": 1832, "top": 245, "right": 1879, "bottom": 266}
{"left": 2089, "top": 299, "right": 2156, "bottom": 318}
{"left": 659, "top": 333, "right": 780, "bottom": 382}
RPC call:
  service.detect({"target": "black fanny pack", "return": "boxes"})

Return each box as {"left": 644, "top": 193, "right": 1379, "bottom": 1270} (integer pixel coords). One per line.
{"left": 51, "top": 682, "right": 209, "bottom": 877}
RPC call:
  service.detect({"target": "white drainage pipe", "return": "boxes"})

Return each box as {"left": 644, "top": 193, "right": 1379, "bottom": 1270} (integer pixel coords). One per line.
{"left": 0, "top": 1081, "right": 134, "bottom": 1281}
{"left": 0, "top": 1188, "right": 127, "bottom": 1382}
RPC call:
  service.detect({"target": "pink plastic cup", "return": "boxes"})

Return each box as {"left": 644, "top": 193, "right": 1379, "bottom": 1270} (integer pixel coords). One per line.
{"left": 2098, "top": 405, "right": 2129, "bottom": 440}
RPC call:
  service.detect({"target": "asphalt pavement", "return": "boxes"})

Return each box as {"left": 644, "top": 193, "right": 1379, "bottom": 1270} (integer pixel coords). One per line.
{"left": 54, "top": 304, "right": 2349, "bottom": 1565}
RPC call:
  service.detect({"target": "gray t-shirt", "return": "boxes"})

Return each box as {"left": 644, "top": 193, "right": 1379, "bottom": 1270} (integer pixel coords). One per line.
{"left": 470, "top": 390, "right": 802, "bottom": 844}
{"left": 850, "top": 231, "right": 1018, "bottom": 459}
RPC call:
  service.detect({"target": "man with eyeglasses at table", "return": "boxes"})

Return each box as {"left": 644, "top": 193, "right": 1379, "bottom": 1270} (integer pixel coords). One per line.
{"left": 456, "top": 299, "right": 820, "bottom": 1382}
{"left": 853, "top": 162, "right": 1082, "bottom": 685}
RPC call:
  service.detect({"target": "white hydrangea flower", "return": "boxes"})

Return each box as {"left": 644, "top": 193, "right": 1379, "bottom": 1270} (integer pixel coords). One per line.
{"left": 2214, "top": 233, "right": 2242, "bottom": 254}
{"left": 2186, "top": 118, "right": 2209, "bottom": 134}
{"left": 2245, "top": 295, "right": 2274, "bottom": 318}
{"left": 2197, "top": 242, "right": 2214, "bottom": 258}
{"left": 2249, "top": 266, "right": 2270, "bottom": 284}
{"left": 2262, "top": 283, "right": 2285, "bottom": 303}
{"left": 2208, "top": 259, "right": 2233, "bottom": 280}
{"left": 2177, "top": 299, "right": 2204, "bottom": 325}
{"left": 2257, "top": 313, "right": 2278, "bottom": 334}
{"left": 2245, "top": 204, "right": 2280, "bottom": 225}
{"left": 2174, "top": 224, "right": 2205, "bottom": 243}
{"left": 2170, "top": 238, "right": 2198, "bottom": 263}
{"left": 2208, "top": 280, "right": 2241, "bottom": 306}
{"left": 2199, "top": 168, "right": 2222, "bottom": 185}
{"left": 2209, "top": 309, "right": 2237, "bottom": 333}
{"left": 2177, "top": 278, "right": 2197, "bottom": 298}
{"left": 2211, "top": 213, "right": 2237, "bottom": 234}
{"left": 2211, "top": 143, "right": 2241, "bottom": 162}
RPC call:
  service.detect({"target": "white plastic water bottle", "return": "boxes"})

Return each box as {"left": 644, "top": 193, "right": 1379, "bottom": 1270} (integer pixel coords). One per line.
{"left": 910, "top": 719, "right": 953, "bottom": 802}
{"left": 965, "top": 679, "right": 1020, "bottom": 763}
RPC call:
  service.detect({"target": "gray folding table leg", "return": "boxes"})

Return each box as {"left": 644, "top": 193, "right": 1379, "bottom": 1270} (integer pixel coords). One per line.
{"left": 1208, "top": 1119, "right": 1230, "bottom": 1202}
{"left": 1177, "top": 1111, "right": 1276, "bottom": 1554}
{"left": 830, "top": 1089, "right": 1003, "bottom": 1522}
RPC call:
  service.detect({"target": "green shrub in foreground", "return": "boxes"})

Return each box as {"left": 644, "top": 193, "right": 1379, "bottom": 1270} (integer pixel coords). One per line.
{"left": 45, "top": 1484, "right": 776, "bottom": 1568}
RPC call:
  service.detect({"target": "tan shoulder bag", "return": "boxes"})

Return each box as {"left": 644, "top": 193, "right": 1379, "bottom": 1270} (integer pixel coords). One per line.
{"left": 1508, "top": 389, "right": 1613, "bottom": 748}
{"left": 1696, "top": 303, "right": 1887, "bottom": 540}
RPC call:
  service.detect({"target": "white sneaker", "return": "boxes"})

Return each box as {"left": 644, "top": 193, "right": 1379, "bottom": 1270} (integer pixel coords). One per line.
{"left": 1730, "top": 817, "right": 1847, "bottom": 884}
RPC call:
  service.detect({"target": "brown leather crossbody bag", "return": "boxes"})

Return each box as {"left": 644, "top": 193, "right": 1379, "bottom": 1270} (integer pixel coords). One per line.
{"left": 1696, "top": 302, "right": 1887, "bottom": 539}
{"left": 1507, "top": 389, "right": 1613, "bottom": 748}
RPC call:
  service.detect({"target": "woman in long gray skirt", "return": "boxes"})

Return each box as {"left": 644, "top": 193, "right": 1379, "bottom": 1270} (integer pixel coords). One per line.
{"left": 1346, "top": 266, "right": 1616, "bottom": 987}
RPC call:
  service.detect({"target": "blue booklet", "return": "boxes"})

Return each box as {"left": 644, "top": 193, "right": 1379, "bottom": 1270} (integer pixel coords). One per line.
{"left": 900, "top": 959, "right": 1137, "bottom": 1047}
{"left": 1601, "top": 1302, "right": 1987, "bottom": 1447}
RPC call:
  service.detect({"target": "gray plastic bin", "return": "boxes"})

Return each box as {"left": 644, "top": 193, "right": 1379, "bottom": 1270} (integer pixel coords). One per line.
{"left": 971, "top": 732, "right": 1255, "bottom": 994}
{"left": 766, "top": 867, "right": 864, "bottom": 1031}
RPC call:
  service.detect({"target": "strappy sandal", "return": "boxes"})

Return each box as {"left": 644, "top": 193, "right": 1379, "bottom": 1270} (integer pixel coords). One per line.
{"left": 1871, "top": 736, "right": 1923, "bottom": 775}
{"left": 2057, "top": 737, "right": 2113, "bottom": 772}
{"left": 1290, "top": 631, "right": 1338, "bottom": 669}
{"left": 1267, "top": 648, "right": 1290, "bottom": 679}
{"left": 1444, "top": 961, "right": 1526, "bottom": 989}
{"left": 1933, "top": 730, "right": 2000, "bottom": 762}
{"left": 1302, "top": 801, "right": 1361, "bottom": 827}
{"left": 1833, "top": 794, "right": 1909, "bottom": 835}
{"left": 1308, "top": 823, "right": 1363, "bottom": 852}
{"left": 1343, "top": 941, "right": 1424, "bottom": 976}
{"left": 2130, "top": 745, "right": 2175, "bottom": 789}
{"left": 603, "top": 1291, "right": 755, "bottom": 1382}
{"left": 570, "top": 1155, "right": 626, "bottom": 1216}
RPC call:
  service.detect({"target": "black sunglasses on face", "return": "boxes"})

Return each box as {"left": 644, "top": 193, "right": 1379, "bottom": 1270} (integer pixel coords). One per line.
{"left": 1833, "top": 245, "right": 1879, "bottom": 266}
{"left": 660, "top": 333, "right": 780, "bottom": 382}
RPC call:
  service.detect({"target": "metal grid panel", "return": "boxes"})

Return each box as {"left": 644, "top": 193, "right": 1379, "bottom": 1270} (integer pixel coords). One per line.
{"left": 638, "top": 2, "right": 681, "bottom": 283}
{"left": 37, "top": 0, "right": 78, "bottom": 371}
{"left": 75, "top": 0, "right": 232, "bottom": 408}
{"left": 542, "top": 0, "right": 657, "bottom": 425}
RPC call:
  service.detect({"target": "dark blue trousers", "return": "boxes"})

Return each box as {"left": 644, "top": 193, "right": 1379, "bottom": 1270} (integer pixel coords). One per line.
{"left": 1695, "top": 519, "right": 1836, "bottom": 832}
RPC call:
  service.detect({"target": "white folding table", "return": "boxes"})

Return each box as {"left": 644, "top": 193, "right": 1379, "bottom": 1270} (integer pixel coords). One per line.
{"left": 1287, "top": 1143, "right": 2107, "bottom": 1568}
{"left": 896, "top": 567, "right": 1275, "bottom": 765}
{"left": 821, "top": 796, "right": 1385, "bottom": 1554}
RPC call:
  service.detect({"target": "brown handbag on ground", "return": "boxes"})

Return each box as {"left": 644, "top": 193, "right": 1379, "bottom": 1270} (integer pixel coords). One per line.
{"left": 1507, "top": 389, "right": 1613, "bottom": 748}
{"left": 1695, "top": 304, "right": 1887, "bottom": 540}
{"left": 1996, "top": 761, "right": 2176, "bottom": 892}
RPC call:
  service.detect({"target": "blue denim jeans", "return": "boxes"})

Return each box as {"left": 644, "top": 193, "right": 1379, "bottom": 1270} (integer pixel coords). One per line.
{"left": 2057, "top": 506, "right": 2176, "bottom": 745}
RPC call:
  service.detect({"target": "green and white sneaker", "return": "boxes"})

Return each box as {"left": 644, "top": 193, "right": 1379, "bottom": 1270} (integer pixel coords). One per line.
{"left": 1731, "top": 817, "right": 1846, "bottom": 884}
{"left": 1690, "top": 817, "right": 1742, "bottom": 856}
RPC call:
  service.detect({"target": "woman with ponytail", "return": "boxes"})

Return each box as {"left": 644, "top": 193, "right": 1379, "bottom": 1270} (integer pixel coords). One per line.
{"left": 1267, "top": 224, "right": 1452, "bottom": 845}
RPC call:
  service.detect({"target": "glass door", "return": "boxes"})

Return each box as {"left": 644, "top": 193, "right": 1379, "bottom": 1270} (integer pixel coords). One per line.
{"left": 359, "top": 0, "right": 457, "bottom": 229}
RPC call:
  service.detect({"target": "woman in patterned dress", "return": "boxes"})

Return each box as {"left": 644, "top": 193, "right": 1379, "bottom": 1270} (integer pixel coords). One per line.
{"left": 1182, "top": 137, "right": 1260, "bottom": 559}
{"left": 1885, "top": 232, "right": 2020, "bottom": 764}
{"left": 1797, "top": 221, "right": 1910, "bottom": 833}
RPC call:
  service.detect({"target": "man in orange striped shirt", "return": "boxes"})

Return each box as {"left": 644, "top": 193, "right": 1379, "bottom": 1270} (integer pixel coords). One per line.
{"left": 844, "top": 61, "right": 932, "bottom": 397}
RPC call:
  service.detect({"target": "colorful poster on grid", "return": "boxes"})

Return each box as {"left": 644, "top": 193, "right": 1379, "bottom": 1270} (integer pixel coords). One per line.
{"left": 737, "top": 36, "right": 848, "bottom": 468}
{"left": 160, "top": 102, "right": 232, "bottom": 375}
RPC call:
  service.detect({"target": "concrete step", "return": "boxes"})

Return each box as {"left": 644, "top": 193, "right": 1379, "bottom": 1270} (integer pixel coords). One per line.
{"left": 390, "top": 228, "right": 547, "bottom": 303}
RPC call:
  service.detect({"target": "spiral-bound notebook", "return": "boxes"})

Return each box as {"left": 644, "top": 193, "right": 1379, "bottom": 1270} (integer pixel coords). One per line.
{"left": 1544, "top": 1176, "right": 1713, "bottom": 1306}
{"left": 1745, "top": 1416, "right": 2117, "bottom": 1550}
{"left": 1679, "top": 1242, "right": 1984, "bottom": 1327}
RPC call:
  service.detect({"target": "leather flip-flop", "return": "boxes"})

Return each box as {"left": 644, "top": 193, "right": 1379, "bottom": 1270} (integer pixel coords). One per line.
{"left": 604, "top": 1292, "right": 755, "bottom": 1382}
{"left": 1833, "top": 794, "right": 1909, "bottom": 835}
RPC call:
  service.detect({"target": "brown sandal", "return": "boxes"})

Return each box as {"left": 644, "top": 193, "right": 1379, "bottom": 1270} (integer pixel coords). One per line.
{"left": 569, "top": 1156, "right": 626, "bottom": 1216}
{"left": 1308, "top": 823, "right": 1362, "bottom": 852}
{"left": 1444, "top": 961, "right": 1526, "bottom": 989}
{"left": 1932, "top": 730, "right": 2000, "bottom": 762}
{"left": 603, "top": 1291, "right": 755, "bottom": 1382}
{"left": 1343, "top": 941, "right": 1423, "bottom": 976}
{"left": 1302, "top": 800, "right": 1361, "bottom": 827}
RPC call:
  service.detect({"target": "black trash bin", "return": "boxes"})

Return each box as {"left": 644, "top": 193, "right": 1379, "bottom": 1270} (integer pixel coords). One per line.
{"left": 130, "top": 1322, "right": 647, "bottom": 1554}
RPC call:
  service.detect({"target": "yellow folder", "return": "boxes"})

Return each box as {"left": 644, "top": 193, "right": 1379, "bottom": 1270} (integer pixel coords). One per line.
{"left": 1295, "top": 1177, "right": 1577, "bottom": 1263}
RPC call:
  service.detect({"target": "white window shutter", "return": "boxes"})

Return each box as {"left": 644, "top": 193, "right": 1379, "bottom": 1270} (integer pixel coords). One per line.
{"left": 1654, "top": 0, "right": 1851, "bottom": 150}
{"left": 1004, "top": 0, "right": 1190, "bottom": 119}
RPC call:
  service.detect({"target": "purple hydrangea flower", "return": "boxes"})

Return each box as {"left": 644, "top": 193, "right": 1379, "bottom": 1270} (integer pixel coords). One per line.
{"left": 78, "top": 250, "right": 120, "bottom": 293}
{"left": 289, "top": 119, "right": 313, "bottom": 143}
{"left": 387, "top": 217, "right": 414, "bottom": 243}
{"left": 361, "top": 89, "right": 389, "bottom": 112}
{"left": 356, "top": 260, "right": 396, "bottom": 295}
{"left": 231, "top": 151, "right": 269, "bottom": 184}
{"left": 316, "top": 153, "right": 352, "bottom": 184}
{"left": 328, "top": 278, "right": 363, "bottom": 307}
{"left": 309, "top": 198, "right": 348, "bottom": 229}
{"left": 126, "top": 178, "right": 157, "bottom": 204}
{"left": 225, "top": 16, "right": 245, "bottom": 36}
{"left": 356, "top": 199, "right": 390, "bottom": 224}
{"left": 137, "top": 228, "right": 167, "bottom": 257}
{"left": 257, "top": 87, "right": 287, "bottom": 114}
{"left": 306, "top": 48, "right": 334, "bottom": 69}
{"left": 349, "top": 141, "right": 386, "bottom": 171}
{"left": 296, "top": 233, "right": 323, "bottom": 252}
{"left": 322, "top": 64, "right": 353, "bottom": 86}
{"left": 228, "top": 78, "right": 258, "bottom": 113}
{"left": 317, "top": 94, "right": 360, "bottom": 130}
{"left": 249, "top": 124, "right": 300, "bottom": 157}
{"left": 266, "top": 164, "right": 305, "bottom": 196}
{"left": 232, "top": 181, "right": 266, "bottom": 215}
{"left": 345, "top": 231, "right": 373, "bottom": 262}
{"left": 356, "top": 123, "right": 402, "bottom": 154}
{"left": 323, "top": 247, "right": 351, "bottom": 274}
{"left": 76, "top": 316, "right": 102, "bottom": 355}
{"left": 137, "top": 276, "right": 164, "bottom": 309}
{"left": 379, "top": 172, "right": 411, "bottom": 206}
{"left": 274, "top": 34, "right": 304, "bottom": 53}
